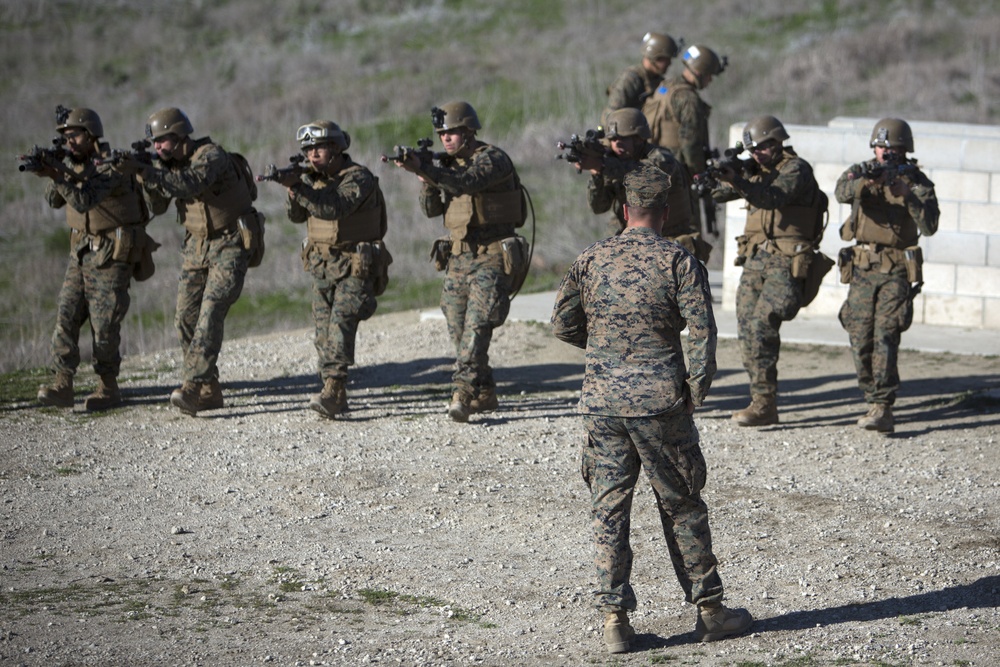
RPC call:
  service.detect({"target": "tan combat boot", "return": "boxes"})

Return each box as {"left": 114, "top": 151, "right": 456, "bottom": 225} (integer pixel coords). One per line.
{"left": 695, "top": 604, "right": 753, "bottom": 643}
{"left": 731, "top": 395, "right": 779, "bottom": 427}
{"left": 469, "top": 386, "right": 499, "bottom": 414}
{"left": 603, "top": 609, "right": 634, "bottom": 654}
{"left": 199, "top": 378, "right": 225, "bottom": 411}
{"left": 170, "top": 381, "right": 202, "bottom": 416}
{"left": 448, "top": 391, "right": 471, "bottom": 423}
{"left": 309, "top": 378, "right": 347, "bottom": 418}
{"left": 84, "top": 374, "right": 122, "bottom": 411}
{"left": 858, "top": 403, "right": 894, "bottom": 433}
{"left": 38, "top": 372, "right": 74, "bottom": 408}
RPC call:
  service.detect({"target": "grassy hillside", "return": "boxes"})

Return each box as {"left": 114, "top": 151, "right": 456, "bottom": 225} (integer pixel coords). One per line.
{"left": 2, "top": 0, "right": 998, "bottom": 372}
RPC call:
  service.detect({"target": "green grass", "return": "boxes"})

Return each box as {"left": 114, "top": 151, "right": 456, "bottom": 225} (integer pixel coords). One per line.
{"left": 0, "top": 366, "right": 50, "bottom": 404}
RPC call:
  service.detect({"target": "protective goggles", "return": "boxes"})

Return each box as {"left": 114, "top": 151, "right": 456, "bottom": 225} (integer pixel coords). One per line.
{"left": 296, "top": 124, "right": 337, "bottom": 143}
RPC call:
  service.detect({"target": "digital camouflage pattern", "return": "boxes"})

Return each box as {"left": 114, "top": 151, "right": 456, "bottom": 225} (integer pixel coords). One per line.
{"left": 588, "top": 143, "right": 697, "bottom": 238}
{"left": 551, "top": 224, "right": 724, "bottom": 612}
{"left": 142, "top": 138, "right": 250, "bottom": 384}
{"left": 602, "top": 64, "right": 664, "bottom": 124}
{"left": 418, "top": 143, "right": 517, "bottom": 400}
{"left": 287, "top": 157, "right": 380, "bottom": 382}
{"left": 643, "top": 76, "right": 710, "bottom": 175}
{"left": 44, "top": 156, "right": 142, "bottom": 379}
{"left": 713, "top": 148, "right": 819, "bottom": 399}
{"left": 835, "top": 158, "right": 939, "bottom": 406}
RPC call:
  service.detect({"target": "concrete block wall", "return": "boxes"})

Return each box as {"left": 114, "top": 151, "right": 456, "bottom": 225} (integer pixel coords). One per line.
{"left": 720, "top": 116, "right": 1000, "bottom": 330}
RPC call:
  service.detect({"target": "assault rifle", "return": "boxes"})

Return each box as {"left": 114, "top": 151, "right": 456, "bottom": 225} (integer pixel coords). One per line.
{"left": 16, "top": 135, "right": 68, "bottom": 173}
{"left": 380, "top": 137, "right": 447, "bottom": 166}
{"left": 257, "top": 154, "right": 308, "bottom": 182}
{"left": 555, "top": 127, "right": 608, "bottom": 173}
{"left": 848, "top": 151, "right": 918, "bottom": 186}
{"left": 689, "top": 142, "right": 754, "bottom": 236}
{"left": 94, "top": 139, "right": 155, "bottom": 167}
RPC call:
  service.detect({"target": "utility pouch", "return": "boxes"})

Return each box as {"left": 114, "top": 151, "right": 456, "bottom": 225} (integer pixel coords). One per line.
{"left": 132, "top": 227, "right": 160, "bottom": 282}
{"left": 430, "top": 236, "right": 452, "bottom": 272}
{"left": 838, "top": 247, "right": 854, "bottom": 284}
{"left": 352, "top": 241, "right": 374, "bottom": 278}
{"left": 903, "top": 246, "right": 923, "bottom": 283}
{"left": 371, "top": 240, "right": 392, "bottom": 296}
{"left": 801, "top": 251, "right": 834, "bottom": 307}
{"left": 112, "top": 226, "right": 135, "bottom": 263}
{"left": 237, "top": 209, "right": 266, "bottom": 268}
{"left": 500, "top": 235, "right": 531, "bottom": 294}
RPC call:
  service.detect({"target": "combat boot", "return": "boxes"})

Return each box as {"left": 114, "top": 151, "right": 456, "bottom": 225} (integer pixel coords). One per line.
{"left": 170, "top": 381, "right": 202, "bottom": 416}
{"left": 199, "top": 378, "right": 225, "bottom": 411}
{"left": 448, "top": 391, "right": 471, "bottom": 423}
{"left": 309, "top": 378, "right": 347, "bottom": 418}
{"left": 858, "top": 403, "right": 894, "bottom": 433}
{"left": 37, "top": 372, "right": 74, "bottom": 408}
{"left": 84, "top": 374, "right": 121, "bottom": 411}
{"left": 731, "top": 395, "right": 779, "bottom": 427}
{"left": 469, "top": 386, "right": 499, "bottom": 414}
{"left": 694, "top": 604, "right": 753, "bottom": 643}
{"left": 603, "top": 609, "right": 634, "bottom": 654}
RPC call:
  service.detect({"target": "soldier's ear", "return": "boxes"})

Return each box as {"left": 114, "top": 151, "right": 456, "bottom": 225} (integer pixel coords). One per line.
{"left": 622, "top": 203, "right": 632, "bottom": 223}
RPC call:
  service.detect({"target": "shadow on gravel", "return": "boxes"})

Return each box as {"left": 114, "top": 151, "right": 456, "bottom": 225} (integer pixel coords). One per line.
{"left": 632, "top": 575, "right": 1000, "bottom": 651}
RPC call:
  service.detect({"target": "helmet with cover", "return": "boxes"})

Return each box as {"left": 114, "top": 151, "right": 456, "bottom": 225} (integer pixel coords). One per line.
{"left": 431, "top": 101, "right": 481, "bottom": 132}
{"left": 869, "top": 117, "right": 913, "bottom": 152}
{"left": 681, "top": 45, "right": 727, "bottom": 77}
{"left": 297, "top": 120, "right": 351, "bottom": 151}
{"left": 641, "top": 32, "right": 680, "bottom": 60}
{"left": 146, "top": 108, "right": 194, "bottom": 140}
{"left": 57, "top": 107, "right": 103, "bottom": 139}
{"left": 604, "top": 108, "right": 652, "bottom": 141}
{"left": 742, "top": 115, "right": 790, "bottom": 148}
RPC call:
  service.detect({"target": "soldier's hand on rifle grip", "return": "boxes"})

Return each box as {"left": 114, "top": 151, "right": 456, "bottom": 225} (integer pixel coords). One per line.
{"left": 574, "top": 154, "right": 603, "bottom": 174}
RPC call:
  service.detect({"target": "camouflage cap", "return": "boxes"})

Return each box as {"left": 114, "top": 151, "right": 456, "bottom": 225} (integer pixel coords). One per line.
{"left": 624, "top": 164, "right": 672, "bottom": 208}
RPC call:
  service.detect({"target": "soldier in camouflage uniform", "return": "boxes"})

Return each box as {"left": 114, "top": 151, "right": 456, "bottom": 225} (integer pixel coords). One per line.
{"left": 552, "top": 164, "right": 752, "bottom": 654}
{"left": 129, "top": 108, "right": 255, "bottom": 416}
{"left": 835, "top": 118, "right": 939, "bottom": 433}
{"left": 711, "top": 116, "right": 825, "bottom": 426}
{"left": 601, "top": 32, "right": 681, "bottom": 125}
{"left": 270, "top": 120, "right": 388, "bottom": 418}
{"left": 642, "top": 44, "right": 726, "bottom": 235}
{"left": 395, "top": 101, "right": 524, "bottom": 422}
{"left": 572, "top": 107, "right": 711, "bottom": 261}
{"left": 35, "top": 107, "right": 151, "bottom": 411}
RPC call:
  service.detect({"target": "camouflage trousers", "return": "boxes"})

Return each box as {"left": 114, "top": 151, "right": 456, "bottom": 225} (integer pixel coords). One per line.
{"left": 441, "top": 250, "right": 511, "bottom": 399}
{"left": 305, "top": 249, "right": 377, "bottom": 382}
{"left": 50, "top": 243, "right": 132, "bottom": 378}
{"left": 839, "top": 263, "right": 912, "bottom": 405}
{"left": 581, "top": 411, "right": 724, "bottom": 612}
{"left": 736, "top": 249, "right": 803, "bottom": 398}
{"left": 175, "top": 230, "right": 248, "bottom": 383}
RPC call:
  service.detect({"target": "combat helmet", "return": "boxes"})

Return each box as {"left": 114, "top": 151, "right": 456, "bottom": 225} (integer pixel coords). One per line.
{"left": 742, "top": 115, "right": 790, "bottom": 148}
{"left": 57, "top": 107, "right": 103, "bottom": 139}
{"left": 296, "top": 120, "right": 351, "bottom": 151}
{"left": 642, "top": 32, "right": 681, "bottom": 60}
{"left": 870, "top": 117, "right": 913, "bottom": 152}
{"left": 431, "top": 101, "right": 481, "bottom": 132}
{"left": 145, "top": 108, "right": 194, "bottom": 141}
{"left": 681, "top": 45, "right": 727, "bottom": 79}
{"left": 604, "top": 108, "right": 652, "bottom": 141}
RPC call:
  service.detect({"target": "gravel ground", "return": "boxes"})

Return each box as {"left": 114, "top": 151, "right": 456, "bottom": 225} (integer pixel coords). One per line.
{"left": 1, "top": 310, "right": 998, "bottom": 667}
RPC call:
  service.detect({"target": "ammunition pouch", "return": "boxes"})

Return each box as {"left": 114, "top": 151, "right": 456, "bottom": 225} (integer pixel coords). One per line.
{"left": 109, "top": 225, "right": 159, "bottom": 281}
{"left": 672, "top": 232, "right": 713, "bottom": 263}
{"left": 350, "top": 240, "right": 392, "bottom": 295}
{"left": 430, "top": 236, "right": 452, "bottom": 272}
{"left": 838, "top": 246, "right": 854, "bottom": 284}
{"left": 801, "top": 251, "right": 835, "bottom": 307}
{"left": 237, "top": 208, "right": 266, "bottom": 268}
{"left": 499, "top": 235, "right": 531, "bottom": 295}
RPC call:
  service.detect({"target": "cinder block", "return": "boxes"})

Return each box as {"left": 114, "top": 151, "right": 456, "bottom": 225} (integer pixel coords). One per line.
{"left": 955, "top": 265, "right": 1000, "bottom": 297}
{"left": 813, "top": 163, "right": 845, "bottom": 192}
{"left": 991, "top": 174, "right": 1000, "bottom": 204}
{"left": 922, "top": 262, "right": 957, "bottom": 294}
{"left": 983, "top": 297, "right": 1000, "bottom": 330}
{"left": 786, "top": 126, "right": 851, "bottom": 165}
{"left": 989, "top": 236, "right": 1000, "bottom": 268}
{"left": 923, "top": 232, "right": 988, "bottom": 265}
{"left": 929, "top": 170, "right": 990, "bottom": 203}
{"left": 957, "top": 202, "right": 1000, "bottom": 234}
{"left": 922, "top": 294, "right": 984, "bottom": 328}
{"left": 962, "top": 139, "right": 1000, "bottom": 172}
{"left": 914, "top": 134, "right": 963, "bottom": 170}
{"left": 936, "top": 201, "right": 959, "bottom": 233}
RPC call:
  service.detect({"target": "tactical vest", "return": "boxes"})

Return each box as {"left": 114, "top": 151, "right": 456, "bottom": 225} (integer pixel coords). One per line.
{"left": 177, "top": 144, "right": 254, "bottom": 238}
{"left": 442, "top": 146, "right": 524, "bottom": 243}
{"left": 742, "top": 152, "right": 822, "bottom": 250}
{"left": 845, "top": 181, "right": 920, "bottom": 249}
{"left": 307, "top": 166, "right": 386, "bottom": 246}
{"left": 606, "top": 65, "right": 662, "bottom": 108}
{"left": 643, "top": 78, "right": 705, "bottom": 154}
{"left": 64, "top": 159, "right": 147, "bottom": 234}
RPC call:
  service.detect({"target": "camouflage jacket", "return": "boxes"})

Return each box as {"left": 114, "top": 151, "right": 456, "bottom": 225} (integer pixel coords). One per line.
{"left": 602, "top": 64, "right": 664, "bottom": 123}
{"left": 711, "top": 147, "right": 817, "bottom": 211}
{"left": 141, "top": 137, "right": 236, "bottom": 215}
{"left": 643, "top": 76, "right": 710, "bottom": 174}
{"left": 286, "top": 154, "right": 376, "bottom": 223}
{"left": 835, "top": 157, "right": 939, "bottom": 239}
{"left": 551, "top": 226, "right": 717, "bottom": 416}
{"left": 45, "top": 149, "right": 134, "bottom": 217}
{"left": 588, "top": 143, "right": 695, "bottom": 236}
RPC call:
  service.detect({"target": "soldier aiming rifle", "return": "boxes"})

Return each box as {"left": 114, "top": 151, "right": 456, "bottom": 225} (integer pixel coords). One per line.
{"left": 555, "top": 127, "right": 609, "bottom": 174}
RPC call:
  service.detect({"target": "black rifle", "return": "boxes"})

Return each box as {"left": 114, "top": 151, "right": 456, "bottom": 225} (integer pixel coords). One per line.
{"left": 555, "top": 127, "right": 608, "bottom": 173}
{"left": 848, "top": 151, "right": 918, "bottom": 186}
{"left": 380, "top": 137, "right": 448, "bottom": 166}
{"left": 257, "top": 154, "right": 308, "bottom": 182}
{"left": 94, "top": 139, "right": 155, "bottom": 167}
{"left": 16, "top": 135, "right": 68, "bottom": 173}
{"left": 689, "top": 142, "right": 754, "bottom": 236}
